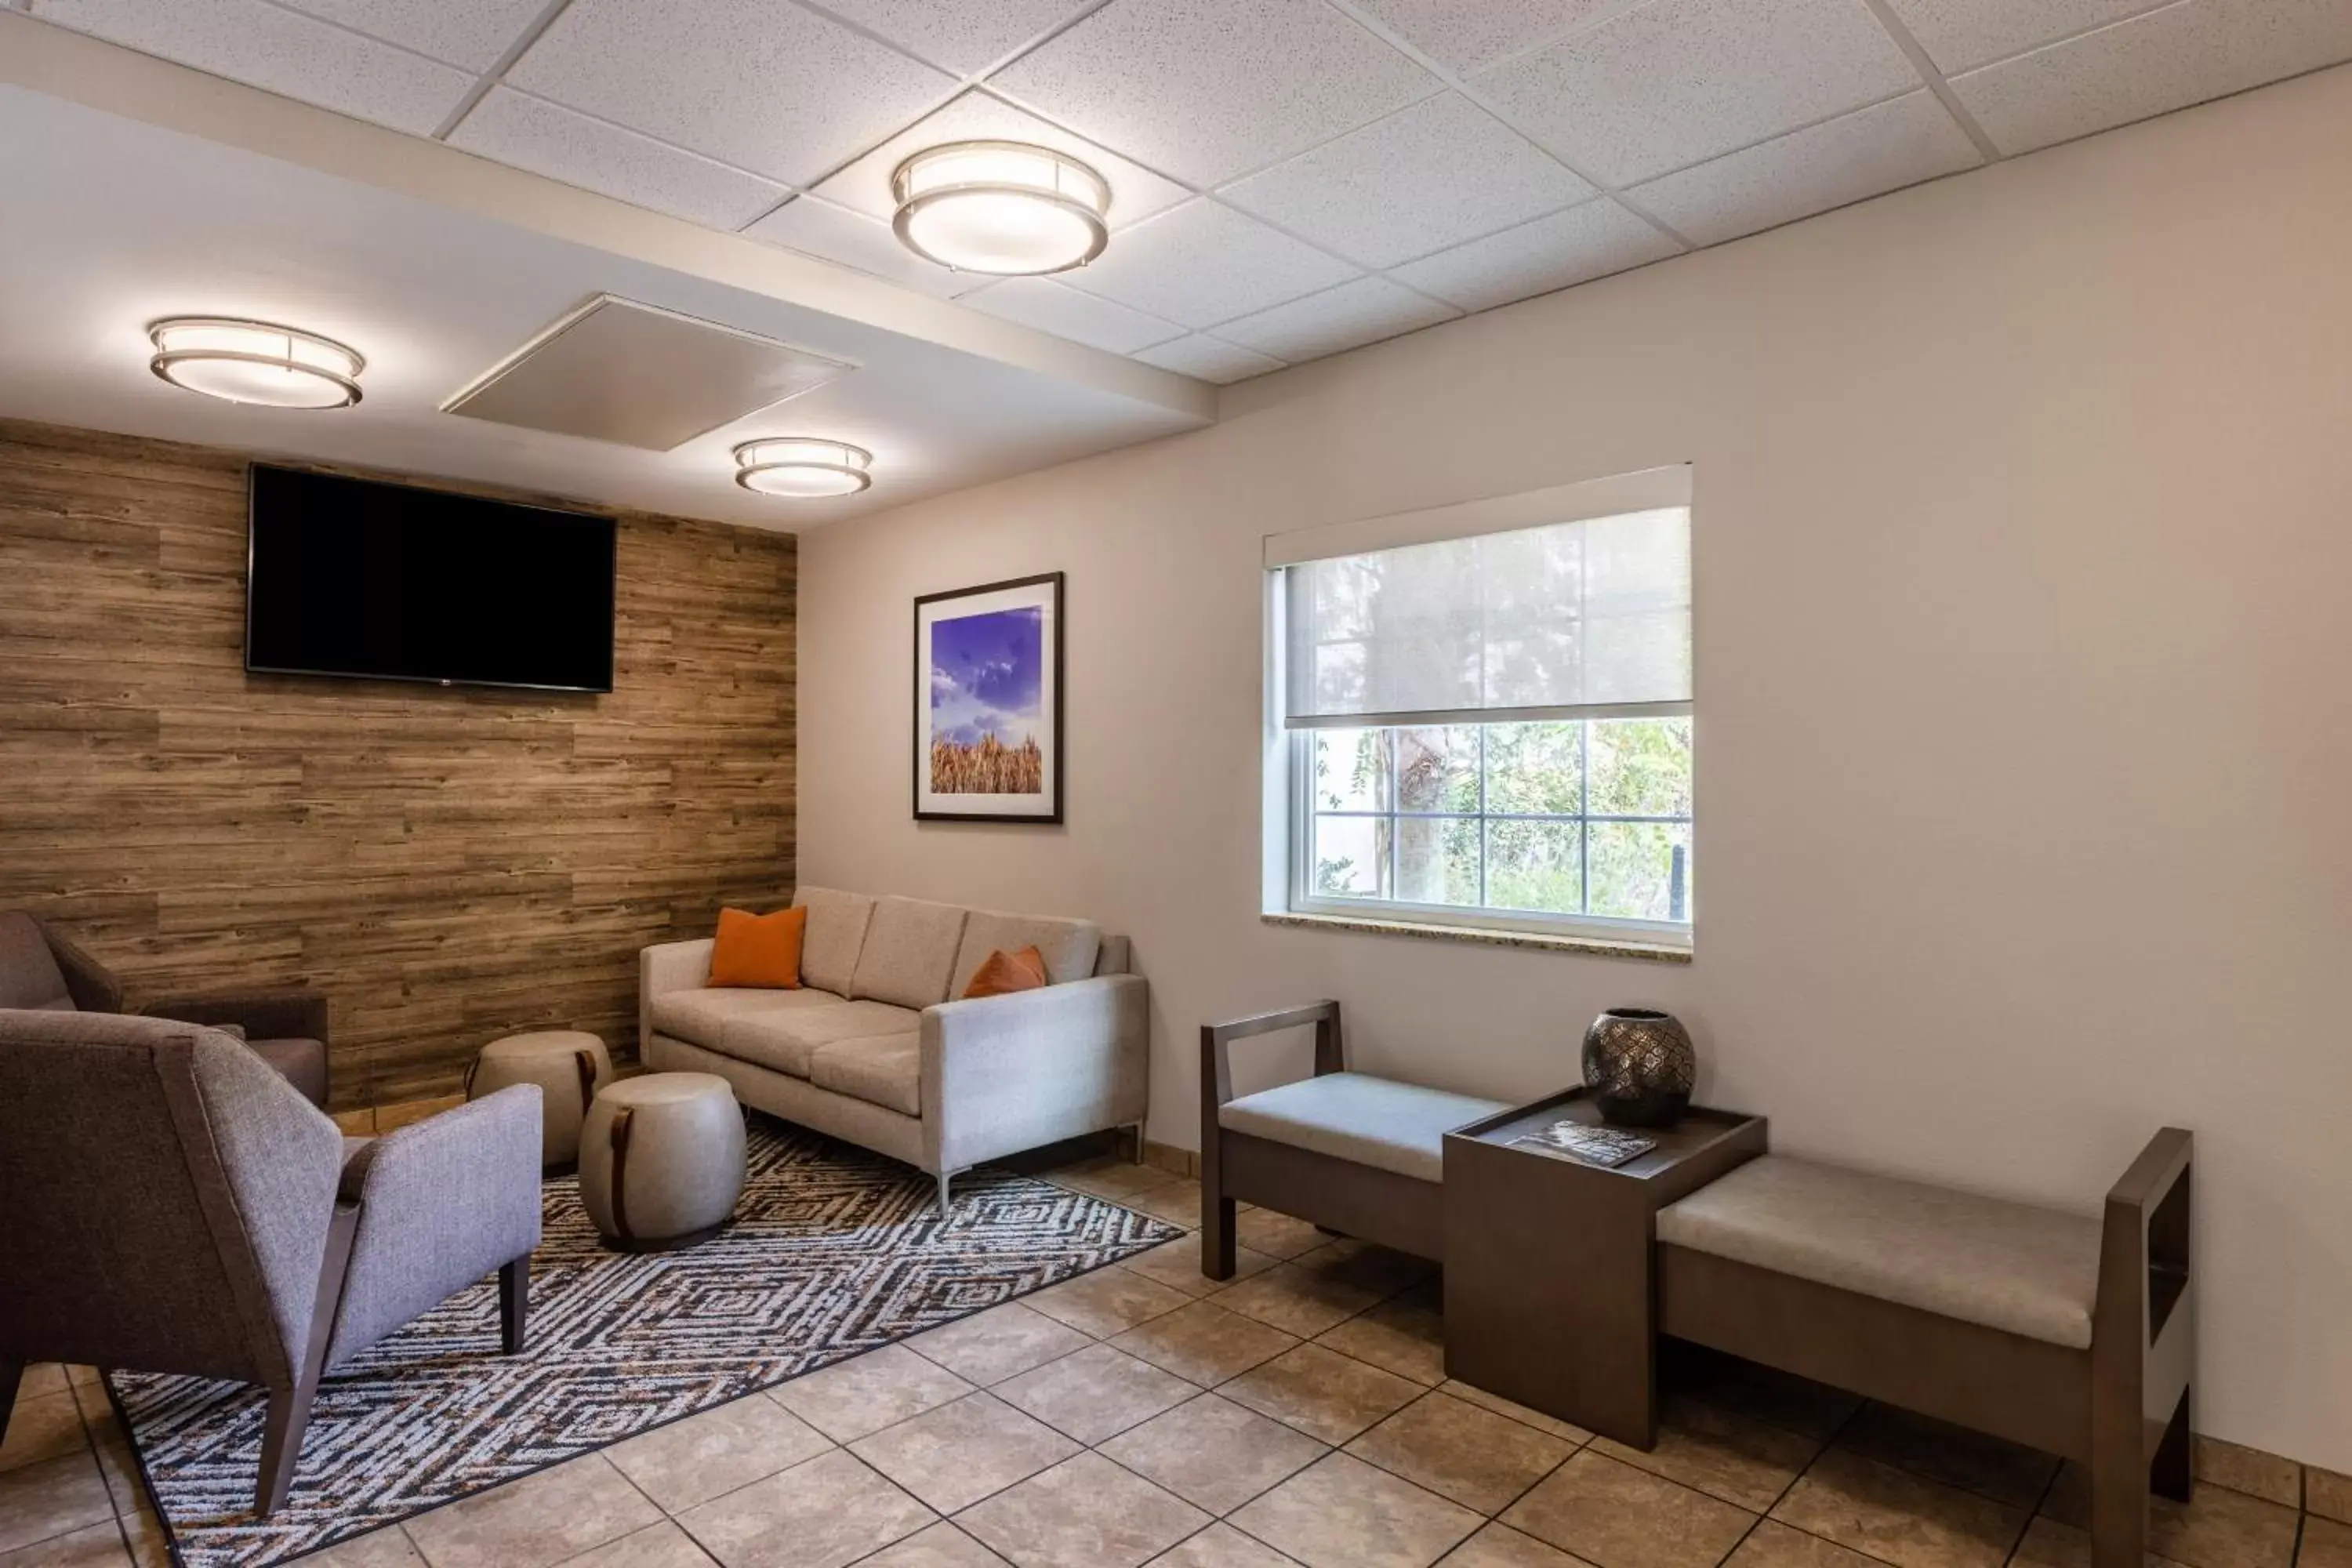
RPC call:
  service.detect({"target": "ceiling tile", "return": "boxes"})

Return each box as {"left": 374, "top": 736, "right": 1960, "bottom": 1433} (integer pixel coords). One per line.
{"left": 1950, "top": 0, "right": 2352, "bottom": 155}
{"left": 1211, "top": 276, "right": 1458, "bottom": 362}
{"left": 1876, "top": 0, "right": 2176, "bottom": 75}
{"left": 989, "top": 0, "right": 1442, "bottom": 187}
{"left": 962, "top": 277, "right": 1186, "bottom": 354}
{"left": 1134, "top": 334, "right": 1286, "bottom": 383}
{"left": 277, "top": 0, "right": 551, "bottom": 72}
{"left": 1221, "top": 92, "right": 1593, "bottom": 269}
{"left": 1058, "top": 200, "right": 1359, "bottom": 329}
{"left": 1390, "top": 199, "right": 1679, "bottom": 311}
{"left": 1629, "top": 91, "right": 1980, "bottom": 248}
{"left": 1471, "top": 0, "right": 1920, "bottom": 186}
{"left": 506, "top": 0, "right": 956, "bottom": 187}
{"left": 30, "top": 0, "right": 474, "bottom": 135}
{"left": 811, "top": 0, "right": 1086, "bottom": 74}
{"left": 449, "top": 89, "right": 791, "bottom": 230}
{"left": 742, "top": 196, "right": 991, "bottom": 298}
{"left": 1343, "top": 0, "right": 1639, "bottom": 76}
{"left": 809, "top": 90, "right": 1190, "bottom": 234}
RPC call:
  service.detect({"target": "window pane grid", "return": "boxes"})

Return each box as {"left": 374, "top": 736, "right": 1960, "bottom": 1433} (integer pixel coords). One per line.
{"left": 1305, "top": 718, "right": 1690, "bottom": 926}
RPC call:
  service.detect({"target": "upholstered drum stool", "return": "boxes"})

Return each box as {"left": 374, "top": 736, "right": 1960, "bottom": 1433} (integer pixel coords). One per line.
{"left": 579, "top": 1073, "right": 746, "bottom": 1252}
{"left": 468, "top": 1030, "right": 613, "bottom": 1169}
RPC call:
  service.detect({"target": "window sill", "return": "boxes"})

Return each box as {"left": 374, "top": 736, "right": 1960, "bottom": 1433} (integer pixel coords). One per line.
{"left": 1261, "top": 911, "right": 1692, "bottom": 964}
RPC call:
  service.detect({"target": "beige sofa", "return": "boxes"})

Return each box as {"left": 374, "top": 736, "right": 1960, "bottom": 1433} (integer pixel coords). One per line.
{"left": 640, "top": 887, "right": 1148, "bottom": 1210}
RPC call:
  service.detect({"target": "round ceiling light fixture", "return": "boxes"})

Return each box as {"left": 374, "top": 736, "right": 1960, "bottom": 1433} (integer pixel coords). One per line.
{"left": 147, "top": 318, "right": 365, "bottom": 409}
{"left": 891, "top": 140, "right": 1110, "bottom": 276}
{"left": 733, "top": 437, "right": 873, "bottom": 499}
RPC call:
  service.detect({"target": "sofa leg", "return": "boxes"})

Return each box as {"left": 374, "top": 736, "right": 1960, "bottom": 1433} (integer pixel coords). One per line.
{"left": 937, "top": 1171, "right": 952, "bottom": 1214}
{"left": 1127, "top": 1122, "right": 1146, "bottom": 1164}
{"left": 499, "top": 1258, "right": 529, "bottom": 1356}
{"left": 0, "top": 1361, "right": 21, "bottom": 1448}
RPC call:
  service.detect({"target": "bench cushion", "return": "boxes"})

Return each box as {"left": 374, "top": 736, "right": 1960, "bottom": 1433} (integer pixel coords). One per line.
{"left": 1218, "top": 1072, "right": 1510, "bottom": 1183}
{"left": 1656, "top": 1156, "right": 2103, "bottom": 1349}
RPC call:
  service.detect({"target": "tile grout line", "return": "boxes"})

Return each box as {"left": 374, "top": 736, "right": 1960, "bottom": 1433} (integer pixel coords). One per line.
{"left": 2002, "top": 1454, "right": 2071, "bottom": 1567}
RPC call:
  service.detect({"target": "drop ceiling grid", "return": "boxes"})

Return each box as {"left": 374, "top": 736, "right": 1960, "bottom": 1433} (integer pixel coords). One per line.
{"left": 20, "top": 0, "right": 2352, "bottom": 379}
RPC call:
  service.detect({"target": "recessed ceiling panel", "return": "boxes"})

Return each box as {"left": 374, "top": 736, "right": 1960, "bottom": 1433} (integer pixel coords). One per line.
{"left": 443, "top": 295, "right": 855, "bottom": 451}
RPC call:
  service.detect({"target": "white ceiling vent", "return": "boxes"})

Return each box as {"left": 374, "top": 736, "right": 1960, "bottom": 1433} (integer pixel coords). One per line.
{"left": 442, "top": 295, "right": 855, "bottom": 451}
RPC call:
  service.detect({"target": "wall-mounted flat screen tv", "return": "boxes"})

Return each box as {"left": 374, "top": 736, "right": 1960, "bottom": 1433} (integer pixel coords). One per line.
{"left": 245, "top": 464, "right": 617, "bottom": 693}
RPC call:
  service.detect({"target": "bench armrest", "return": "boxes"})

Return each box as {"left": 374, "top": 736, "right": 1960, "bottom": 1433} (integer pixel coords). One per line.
{"left": 921, "top": 975, "right": 1149, "bottom": 1172}
{"left": 1200, "top": 1000, "right": 1343, "bottom": 1111}
{"left": 639, "top": 938, "right": 714, "bottom": 1057}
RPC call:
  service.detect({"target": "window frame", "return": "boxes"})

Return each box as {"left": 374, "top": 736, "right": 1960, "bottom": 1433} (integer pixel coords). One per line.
{"left": 1284, "top": 713, "right": 1694, "bottom": 949}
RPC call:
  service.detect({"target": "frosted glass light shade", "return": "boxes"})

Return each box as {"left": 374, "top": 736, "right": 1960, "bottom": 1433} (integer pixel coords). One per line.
{"left": 891, "top": 141, "right": 1109, "bottom": 275}
{"left": 733, "top": 437, "right": 873, "bottom": 499}
{"left": 148, "top": 318, "right": 364, "bottom": 408}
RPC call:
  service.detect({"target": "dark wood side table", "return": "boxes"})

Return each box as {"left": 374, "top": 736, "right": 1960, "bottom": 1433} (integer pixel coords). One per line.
{"left": 1443, "top": 1087, "right": 1766, "bottom": 1448}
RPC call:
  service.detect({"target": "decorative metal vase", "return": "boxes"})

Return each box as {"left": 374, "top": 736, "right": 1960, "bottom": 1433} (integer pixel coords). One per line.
{"left": 1581, "top": 1007, "right": 1695, "bottom": 1127}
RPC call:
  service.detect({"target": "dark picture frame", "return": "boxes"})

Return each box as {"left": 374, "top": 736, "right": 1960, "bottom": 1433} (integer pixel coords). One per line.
{"left": 913, "top": 572, "right": 1065, "bottom": 823}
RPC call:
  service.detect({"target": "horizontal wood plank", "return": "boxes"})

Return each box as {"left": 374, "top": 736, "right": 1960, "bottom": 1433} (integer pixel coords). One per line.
{"left": 0, "top": 418, "right": 796, "bottom": 1109}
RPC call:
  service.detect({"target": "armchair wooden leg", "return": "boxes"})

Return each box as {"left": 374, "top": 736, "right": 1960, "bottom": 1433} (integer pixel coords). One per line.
{"left": 0, "top": 1361, "right": 22, "bottom": 1448}
{"left": 257, "top": 1204, "right": 358, "bottom": 1519}
{"left": 500, "top": 1258, "right": 529, "bottom": 1356}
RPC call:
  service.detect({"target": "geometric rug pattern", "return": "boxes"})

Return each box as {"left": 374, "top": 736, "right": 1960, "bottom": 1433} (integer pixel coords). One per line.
{"left": 105, "top": 1118, "right": 1181, "bottom": 1568}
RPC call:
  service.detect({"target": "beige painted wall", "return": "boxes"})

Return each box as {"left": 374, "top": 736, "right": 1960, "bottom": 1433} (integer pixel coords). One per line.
{"left": 798, "top": 65, "right": 2352, "bottom": 1468}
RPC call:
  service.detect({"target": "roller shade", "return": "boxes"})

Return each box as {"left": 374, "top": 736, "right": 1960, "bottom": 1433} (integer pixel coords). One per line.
{"left": 1281, "top": 504, "right": 1690, "bottom": 730}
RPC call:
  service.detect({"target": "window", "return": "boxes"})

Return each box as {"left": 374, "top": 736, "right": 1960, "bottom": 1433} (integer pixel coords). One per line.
{"left": 1300, "top": 719, "right": 1693, "bottom": 927}
{"left": 1273, "top": 474, "right": 1692, "bottom": 946}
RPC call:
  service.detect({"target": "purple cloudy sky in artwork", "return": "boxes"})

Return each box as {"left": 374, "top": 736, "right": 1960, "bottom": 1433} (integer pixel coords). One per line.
{"left": 929, "top": 605, "right": 1044, "bottom": 746}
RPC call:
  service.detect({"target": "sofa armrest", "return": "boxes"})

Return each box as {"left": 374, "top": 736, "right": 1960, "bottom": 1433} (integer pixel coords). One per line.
{"left": 639, "top": 938, "right": 714, "bottom": 1058}
{"left": 145, "top": 986, "right": 329, "bottom": 1047}
{"left": 921, "top": 975, "right": 1149, "bottom": 1173}
{"left": 328, "top": 1084, "right": 543, "bottom": 1367}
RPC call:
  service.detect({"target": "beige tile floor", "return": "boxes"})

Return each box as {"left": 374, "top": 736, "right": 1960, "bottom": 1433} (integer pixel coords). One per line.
{"left": 5, "top": 1150, "right": 2346, "bottom": 1568}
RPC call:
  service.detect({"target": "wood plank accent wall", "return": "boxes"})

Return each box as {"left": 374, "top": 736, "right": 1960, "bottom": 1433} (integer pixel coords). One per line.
{"left": 0, "top": 418, "right": 796, "bottom": 1110}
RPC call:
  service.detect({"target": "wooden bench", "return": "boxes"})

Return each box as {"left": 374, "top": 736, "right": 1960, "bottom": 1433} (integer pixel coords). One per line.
{"left": 1653, "top": 1130, "right": 2194, "bottom": 1568}
{"left": 1200, "top": 1000, "right": 1508, "bottom": 1279}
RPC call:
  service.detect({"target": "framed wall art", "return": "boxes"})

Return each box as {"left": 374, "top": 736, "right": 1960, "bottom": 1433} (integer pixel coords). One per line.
{"left": 913, "top": 572, "right": 1063, "bottom": 823}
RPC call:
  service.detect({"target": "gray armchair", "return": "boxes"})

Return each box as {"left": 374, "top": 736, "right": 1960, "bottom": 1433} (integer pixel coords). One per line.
{"left": 0, "top": 1010, "right": 543, "bottom": 1516}
{"left": 0, "top": 910, "right": 334, "bottom": 1106}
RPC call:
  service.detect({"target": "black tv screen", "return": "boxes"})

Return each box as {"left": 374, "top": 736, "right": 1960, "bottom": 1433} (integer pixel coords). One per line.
{"left": 245, "top": 465, "right": 616, "bottom": 693}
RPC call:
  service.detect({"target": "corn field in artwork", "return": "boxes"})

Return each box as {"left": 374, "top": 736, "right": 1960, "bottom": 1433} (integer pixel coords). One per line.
{"left": 931, "top": 734, "right": 1044, "bottom": 794}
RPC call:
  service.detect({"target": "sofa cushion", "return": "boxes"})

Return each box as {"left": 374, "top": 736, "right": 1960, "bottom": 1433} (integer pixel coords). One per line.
{"left": 849, "top": 897, "right": 969, "bottom": 1010}
{"left": 1654, "top": 1155, "right": 2102, "bottom": 1349}
{"left": 0, "top": 911, "right": 73, "bottom": 1011}
{"left": 722, "top": 1000, "right": 923, "bottom": 1080}
{"left": 1219, "top": 1073, "right": 1510, "bottom": 1184}
{"left": 791, "top": 887, "right": 877, "bottom": 996}
{"left": 950, "top": 909, "right": 1102, "bottom": 996}
{"left": 810, "top": 1033, "right": 921, "bottom": 1116}
{"left": 651, "top": 985, "right": 844, "bottom": 1048}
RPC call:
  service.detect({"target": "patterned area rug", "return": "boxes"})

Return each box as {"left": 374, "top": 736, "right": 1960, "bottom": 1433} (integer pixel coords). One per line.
{"left": 107, "top": 1118, "right": 1181, "bottom": 1568}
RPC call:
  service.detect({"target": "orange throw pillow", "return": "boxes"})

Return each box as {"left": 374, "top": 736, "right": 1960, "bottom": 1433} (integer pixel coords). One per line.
{"left": 709, "top": 906, "right": 805, "bottom": 989}
{"left": 963, "top": 946, "right": 1048, "bottom": 1000}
